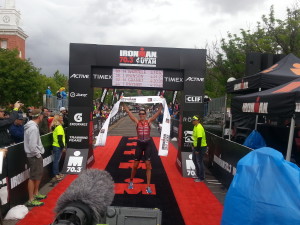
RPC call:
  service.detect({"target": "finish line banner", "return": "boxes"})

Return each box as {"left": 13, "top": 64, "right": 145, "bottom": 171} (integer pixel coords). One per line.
{"left": 95, "top": 96, "right": 170, "bottom": 156}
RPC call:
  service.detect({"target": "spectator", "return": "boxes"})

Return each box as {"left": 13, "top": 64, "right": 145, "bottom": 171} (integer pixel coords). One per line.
{"left": 60, "top": 107, "right": 68, "bottom": 128}
{"left": 45, "top": 86, "right": 52, "bottom": 108}
{"left": 203, "top": 95, "right": 211, "bottom": 116}
{"left": 50, "top": 113, "right": 65, "bottom": 181}
{"left": 24, "top": 109, "right": 47, "bottom": 207}
{"left": 56, "top": 90, "right": 62, "bottom": 110}
{"left": 9, "top": 114, "right": 25, "bottom": 144}
{"left": 0, "top": 101, "right": 22, "bottom": 147}
{"left": 60, "top": 87, "right": 67, "bottom": 107}
{"left": 39, "top": 107, "right": 50, "bottom": 135}
{"left": 168, "top": 102, "right": 173, "bottom": 116}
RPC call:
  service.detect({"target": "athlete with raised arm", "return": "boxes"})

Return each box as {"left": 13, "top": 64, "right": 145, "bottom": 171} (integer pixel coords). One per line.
{"left": 122, "top": 98, "right": 163, "bottom": 194}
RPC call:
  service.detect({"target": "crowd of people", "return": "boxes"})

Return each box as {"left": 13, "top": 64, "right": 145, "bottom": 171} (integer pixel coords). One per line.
{"left": 0, "top": 102, "right": 69, "bottom": 207}
{"left": 45, "top": 86, "right": 68, "bottom": 110}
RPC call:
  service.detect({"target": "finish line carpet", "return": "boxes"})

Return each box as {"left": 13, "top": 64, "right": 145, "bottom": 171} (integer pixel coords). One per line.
{"left": 17, "top": 136, "right": 223, "bottom": 225}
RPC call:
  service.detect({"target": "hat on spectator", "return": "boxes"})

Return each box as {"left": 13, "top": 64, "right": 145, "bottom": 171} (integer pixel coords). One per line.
{"left": 31, "top": 109, "right": 42, "bottom": 118}
{"left": 0, "top": 107, "right": 5, "bottom": 112}
{"left": 60, "top": 107, "right": 66, "bottom": 112}
{"left": 192, "top": 115, "right": 199, "bottom": 121}
{"left": 17, "top": 114, "right": 24, "bottom": 120}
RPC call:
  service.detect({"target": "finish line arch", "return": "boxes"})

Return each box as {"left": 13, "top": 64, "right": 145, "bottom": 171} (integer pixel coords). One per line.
{"left": 63, "top": 43, "right": 206, "bottom": 176}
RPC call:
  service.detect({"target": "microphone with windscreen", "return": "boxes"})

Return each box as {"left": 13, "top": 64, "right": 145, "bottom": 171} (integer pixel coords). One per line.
{"left": 52, "top": 169, "right": 115, "bottom": 225}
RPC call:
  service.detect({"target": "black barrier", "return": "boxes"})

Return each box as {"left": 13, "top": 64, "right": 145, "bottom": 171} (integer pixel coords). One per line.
{"left": 204, "top": 131, "right": 252, "bottom": 188}
{"left": 1, "top": 133, "right": 53, "bottom": 215}
{"left": 68, "top": 44, "right": 207, "bottom": 175}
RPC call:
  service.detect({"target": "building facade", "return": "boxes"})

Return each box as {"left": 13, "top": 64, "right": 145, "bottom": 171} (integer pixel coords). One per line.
{"left": 0, "top": 0, "right": 27, "bottom": 59}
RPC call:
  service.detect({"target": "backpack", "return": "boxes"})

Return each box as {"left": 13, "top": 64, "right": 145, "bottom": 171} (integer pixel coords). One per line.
{"left": 56, "top": 92, "right": 62, "bottom": 99}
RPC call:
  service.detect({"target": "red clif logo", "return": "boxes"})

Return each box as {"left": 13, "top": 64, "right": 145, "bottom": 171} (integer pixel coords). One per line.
{"left": 242, "top": 97, "right": 268, "bottom": 113}
{"left": 119, "top": 48, "right": 157, "bottom": 67}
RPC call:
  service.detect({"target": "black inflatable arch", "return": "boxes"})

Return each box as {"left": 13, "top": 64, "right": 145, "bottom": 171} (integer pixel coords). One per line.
{"left": 64, "top": 43, "right": 206, "bottom": 176}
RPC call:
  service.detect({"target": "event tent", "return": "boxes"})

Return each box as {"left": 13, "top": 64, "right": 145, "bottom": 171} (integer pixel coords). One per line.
{"left": 231, "top": 78, "right": 300, "bottom": 161}
{"left": 227, "top": 53, "right": 300, "bottom": 94}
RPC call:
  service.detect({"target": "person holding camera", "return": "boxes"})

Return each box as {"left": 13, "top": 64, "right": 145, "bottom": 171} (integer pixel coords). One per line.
{"left": 0, "top": 101, "right": 22, "bottom": 148}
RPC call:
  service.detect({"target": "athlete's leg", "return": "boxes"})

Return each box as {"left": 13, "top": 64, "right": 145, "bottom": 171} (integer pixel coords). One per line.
{"left": 130, "top": 160, "right": 140, "bottom": 180}
{"left": 145, "top": 160, "right": 152, "bottom": 186}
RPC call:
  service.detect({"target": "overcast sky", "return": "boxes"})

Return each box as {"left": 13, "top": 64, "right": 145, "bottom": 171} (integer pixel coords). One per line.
{"left": 1, "top": 0, "right": 298, "bottom": 76}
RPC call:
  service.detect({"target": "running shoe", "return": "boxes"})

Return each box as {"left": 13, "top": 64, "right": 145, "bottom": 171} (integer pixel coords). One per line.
{"left": 128, "top": 181, "right": 134, "bottom": 189}
{"left": 146, "top": 186, "right": 152, "bottom": 194}
{"left": 34, "top": 193, "right": 47, "bottom": 200}
{"left": 194, "top": 179, "right": 204, "bottom": 182}
{"left": 26, "top": 200, "right": 44, "bottom": 207}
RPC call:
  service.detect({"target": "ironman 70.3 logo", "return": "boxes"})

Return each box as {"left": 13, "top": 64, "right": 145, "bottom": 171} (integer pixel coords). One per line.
{"left": 119, "top": 48, "right": 157, "bottom": 67}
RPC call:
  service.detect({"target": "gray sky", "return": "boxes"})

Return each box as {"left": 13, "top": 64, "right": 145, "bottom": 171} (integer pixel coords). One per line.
{"left": 2, "top": 0, "right": 297, "bottom": 76}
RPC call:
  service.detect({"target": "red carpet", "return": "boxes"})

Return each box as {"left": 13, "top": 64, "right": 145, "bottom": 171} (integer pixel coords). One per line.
{"left": 152, "top": 137, "right": 223, "bottom": 225}
{"left": 17, "top": 136, "right": 122, "bottom": 225}
{"left": 18, "top": 136, "right": 223, "bottom": 225}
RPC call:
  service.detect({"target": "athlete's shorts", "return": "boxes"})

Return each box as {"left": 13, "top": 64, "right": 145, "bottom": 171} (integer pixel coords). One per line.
{"left": 134, "top": 140, "right": 152, "bottom": 161}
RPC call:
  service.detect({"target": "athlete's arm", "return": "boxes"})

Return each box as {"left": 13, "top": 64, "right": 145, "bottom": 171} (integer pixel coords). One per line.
{"left": 149, "top": 104, "right": 163, "bottom": 123}
{"left": 122, "top": 102, "right": 138, "bottom": 124}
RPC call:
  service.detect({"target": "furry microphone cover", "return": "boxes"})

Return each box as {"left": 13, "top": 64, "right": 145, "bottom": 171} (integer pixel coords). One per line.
{"left": 55, "top": 169, "right": 115, "bottom": 222}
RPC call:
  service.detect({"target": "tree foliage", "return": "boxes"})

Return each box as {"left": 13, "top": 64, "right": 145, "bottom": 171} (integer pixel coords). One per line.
{"left": 0, "top": 49, "right": 68, "bottom": 108}
{"left": 206, "top": 4, "right": 300, "bottom": 97}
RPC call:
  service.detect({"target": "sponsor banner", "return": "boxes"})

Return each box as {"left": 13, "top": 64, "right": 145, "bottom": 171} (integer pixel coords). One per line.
{"left": 92, "top": 67, "right": 113, "bottom": 88}
{"left": 68, "top": 107, "right": 90, "bottom": 127}
{"left": 185, "top": 95, "right": 202, "bottom": 103}
{"left": 95, "top": 96, "right": 170, "bottom": 156}
{"left": 62, "top": 148, "right": 89, "bottom": 174}
{"left": 119, "top": 48, "right": 157, "bottom": 67}
{"left": 205, "top": 132, "right": 252, "bottom": 188}
{"left": 181, "top": 152, "right": 196, "bottom": 177}
{"left": 242, "top": 97, "right": 268, "bottom": 114}
{"left": 163, "top": 70, "right": 184, "bottom": 91}
{"left": 5, "top": 133, "right": 54, "bottom": 212}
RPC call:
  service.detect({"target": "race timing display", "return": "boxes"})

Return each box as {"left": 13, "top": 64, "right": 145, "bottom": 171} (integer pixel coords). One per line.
{"left": 112, "top": 68, "right": 163, "bottom": 88}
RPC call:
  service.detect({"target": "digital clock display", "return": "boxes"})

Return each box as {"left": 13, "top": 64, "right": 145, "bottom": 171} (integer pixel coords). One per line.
{"left": 112, "top": 68, "right": 163, "bottom": 88}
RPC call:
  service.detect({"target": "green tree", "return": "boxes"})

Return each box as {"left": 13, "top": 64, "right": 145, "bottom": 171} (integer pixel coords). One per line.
{"left": 0, "top": 49, "right": 42, "bottom": 107}
{"left": 206, "top": 4, "right": 300, "bottom": 97}
{"left": 53, "top": 70, "right": 68, "bottom": 92}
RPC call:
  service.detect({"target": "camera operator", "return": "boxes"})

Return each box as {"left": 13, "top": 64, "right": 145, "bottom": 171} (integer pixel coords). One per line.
{"left": 0, "top": 101, "right": 22, "bottom": 148}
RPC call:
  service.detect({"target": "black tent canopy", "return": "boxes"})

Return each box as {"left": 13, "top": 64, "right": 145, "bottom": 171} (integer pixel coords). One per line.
{"left": 232, "top": 78, "right": 300, "bottom": 117}
{"left": 231, "top": 78, "right": 300, "bottom": 161}
{"left": 227, "top": 53, "right": 300, "bottom": 94}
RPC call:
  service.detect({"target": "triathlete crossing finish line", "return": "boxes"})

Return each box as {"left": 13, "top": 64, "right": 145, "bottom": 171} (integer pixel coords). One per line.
{"left": 95, "top": 96, "right": 171, "bottom": 157}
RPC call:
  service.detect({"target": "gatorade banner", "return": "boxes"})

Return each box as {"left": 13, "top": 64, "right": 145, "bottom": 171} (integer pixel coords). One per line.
{"left": 95, "top": 96, "right": 170, "bottom": 156}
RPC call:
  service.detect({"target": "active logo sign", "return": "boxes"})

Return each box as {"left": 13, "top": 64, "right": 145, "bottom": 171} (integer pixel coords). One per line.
{"left": 74, "top": 113, "right": 82, "bottom": 122}
{"left": 70, "top": 74, "right": 90, "bottom": 79}
{"left": 185, "top": 77, "right": 204, "bottom": 82}
{"left": 119, "top": 48, "right": 157, "bottom": 67}
{"left": 185, "top": 95, "right": 202, "bottom": 103}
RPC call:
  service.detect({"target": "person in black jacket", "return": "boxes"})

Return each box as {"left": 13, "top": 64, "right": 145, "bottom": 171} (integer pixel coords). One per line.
{"left": 0, "top": 101, "right": 22, "bottom": 148}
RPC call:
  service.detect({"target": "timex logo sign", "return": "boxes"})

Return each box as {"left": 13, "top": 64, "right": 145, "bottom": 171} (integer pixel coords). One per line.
{"left": 185, "top": 95, "right": 202, "bottom": 103}
{"left": 164, "top": 77, "right": 183, "bottom": 83}
{"left": 93, "top": 74, "right": 112, "bottom": 80}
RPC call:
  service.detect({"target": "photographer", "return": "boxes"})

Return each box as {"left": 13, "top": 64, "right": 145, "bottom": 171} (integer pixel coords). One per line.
{"left": 0, "top": 101, "right": 22, "bottom": 148}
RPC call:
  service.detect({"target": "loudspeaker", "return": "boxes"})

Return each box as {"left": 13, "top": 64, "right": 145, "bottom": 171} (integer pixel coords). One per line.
{"left": 261, "top": 53, "right": 273, "bottom": 70}
{"left": 245, "top": 53, "right": 261, "bottom": 76}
